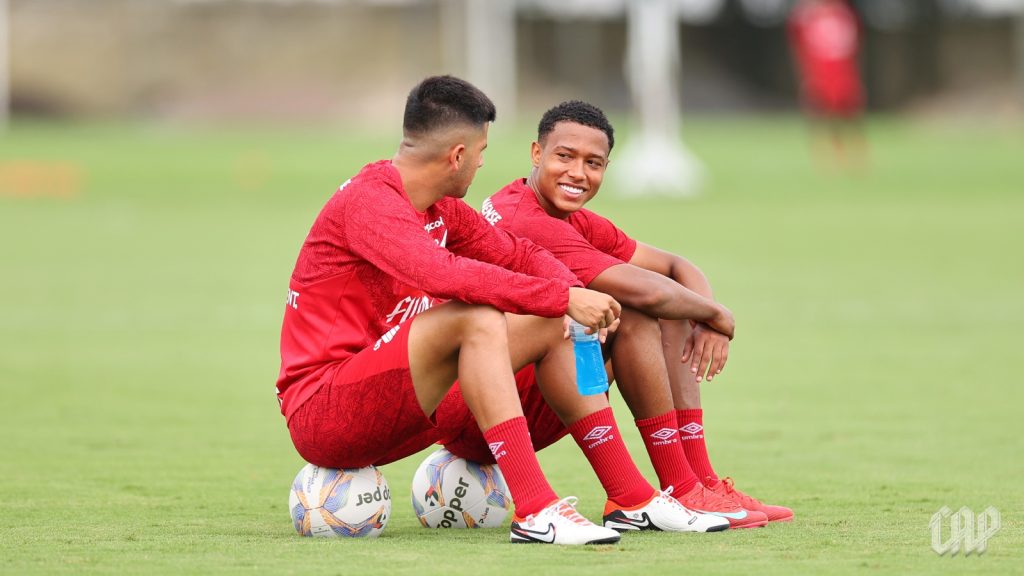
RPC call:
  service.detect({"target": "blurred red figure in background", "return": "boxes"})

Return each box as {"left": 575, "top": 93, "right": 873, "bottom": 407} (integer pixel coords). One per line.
{"left": 788, "top": 0, "right": 867, "bottom": 169}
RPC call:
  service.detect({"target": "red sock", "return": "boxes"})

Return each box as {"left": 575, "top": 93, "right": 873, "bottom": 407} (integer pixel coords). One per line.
{"left": 636, "top": 411, "right": 700, "bottom": 495}
{"left": 483, "top": 416, "right": 558, "bottom": 517}
{"left": 568, "top": 408, "right": 653, "bottom": 507}
{"left": 677, "top": 408, "right": 719, "bottom": 486}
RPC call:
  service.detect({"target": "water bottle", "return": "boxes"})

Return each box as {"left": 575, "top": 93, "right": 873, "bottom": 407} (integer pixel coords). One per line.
{"left": 569, "top": 320, "right": 609, "bottom": 396}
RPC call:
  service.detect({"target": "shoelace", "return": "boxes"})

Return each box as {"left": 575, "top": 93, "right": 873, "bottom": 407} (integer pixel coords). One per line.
{"left": 720, "top": 477, "right": 762, "bottom": 507}
{"left": 553, "top": 496, "right": 591, "bottom": 525}
{"left": 658, "top": 487, "right": 694, "bottom": 515}
{"left": 692, "top": 484, "right": 739, "bottom": 510}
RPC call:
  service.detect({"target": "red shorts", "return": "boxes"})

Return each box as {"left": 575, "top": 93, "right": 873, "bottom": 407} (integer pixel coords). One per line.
{"left": 805, "top": 82, "right": 863, "bottom": 116}
{"left": 436, "top": 364, "right": 569, "bottom": 464}
{"left": 287, "top": 319, "right": 442, "bottom": 468}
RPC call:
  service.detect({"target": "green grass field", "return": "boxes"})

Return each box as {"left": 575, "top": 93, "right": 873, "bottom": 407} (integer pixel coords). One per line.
{"left": 1, "top": 116, "right": 1022, "bottom": 574}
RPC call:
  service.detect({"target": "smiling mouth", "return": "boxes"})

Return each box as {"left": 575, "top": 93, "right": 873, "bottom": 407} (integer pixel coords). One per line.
{"left": 559, "top": 184, "right": 585, "bottom": 197}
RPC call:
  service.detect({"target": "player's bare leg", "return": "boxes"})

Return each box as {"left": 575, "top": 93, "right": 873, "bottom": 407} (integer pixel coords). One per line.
{"left": 599, "top": 311, "right": 766, "bottom": 528}
{"left": 659, "top": 318, "right": 701, "bottom": 410}
{"left": 408, "top": 303, "right": 621, "bottom": 544}
{"left": 502, "top": 313, "right": 727, "bottom": 533}
{"left": 504, "top": 313, "right": 607, "bottom": 425}
{"left": 606, "top": 307, "right": 677, "bottom": 419}
{"left": 407, "top": 301, "right": 523, "bottom": 428}
{"left": 660, "top": 318, "right": 792, "bottom": 523}
{"left": 609, "top": 310, "right": 703, "bottom": 494}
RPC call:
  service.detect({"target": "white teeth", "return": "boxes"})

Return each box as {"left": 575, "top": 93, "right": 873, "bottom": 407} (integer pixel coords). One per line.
{"left": 560, "top": 184, "right": 584, "bottom": 196}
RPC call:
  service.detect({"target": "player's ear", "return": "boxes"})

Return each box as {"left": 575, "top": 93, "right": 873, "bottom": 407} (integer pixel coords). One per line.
{"left": 449, "top": 143, "right": 466, "bottom": 172}
{"left": 530, "top": 141, "right": 542, "bottom": 167}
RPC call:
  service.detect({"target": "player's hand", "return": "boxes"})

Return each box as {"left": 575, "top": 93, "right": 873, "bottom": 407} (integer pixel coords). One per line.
{"left": 567, "top": 287, "right": 621, "bottom": 339}
{"left": 706, "top": 304, "right": 735, "bottom": 341}
{"left": 562, "top": 316, "right": 615, "bottom": 343}
{"left": 681, "top": 322, "right": 730, "bottom": 383}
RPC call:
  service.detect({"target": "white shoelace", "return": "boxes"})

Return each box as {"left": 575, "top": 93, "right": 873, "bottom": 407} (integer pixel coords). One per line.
{"left": 522, "top": 496, "right": 589, "bottom": 526}
{"left": 660, "top": 486, "right": 697, "bottom": 515}
{"left": 553, "top": 496, "right": 591, "bottom": 525}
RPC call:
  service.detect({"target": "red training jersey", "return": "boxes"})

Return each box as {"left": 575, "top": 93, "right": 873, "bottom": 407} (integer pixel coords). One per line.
{"left": 787, "top": 0, "right": 863, "bottom": 113}
{"left": 277, "top": 161, "right": 581, "bottom": 420}
{"left": 482, "top": 179, "right": 637, "bottom": 286}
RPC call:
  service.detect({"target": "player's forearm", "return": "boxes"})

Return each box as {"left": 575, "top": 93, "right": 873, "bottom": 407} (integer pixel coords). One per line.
{"left": 667, "top": 258, "right": 734, "bottom": 337}
{"left": 668, "top": 256, "right": 713, "bottom": 300}
{"left": 602, "top": 271, "right": 718, "bottom": 323}
{"left": 648, "top": 282, "right": 726, "bottom": 326}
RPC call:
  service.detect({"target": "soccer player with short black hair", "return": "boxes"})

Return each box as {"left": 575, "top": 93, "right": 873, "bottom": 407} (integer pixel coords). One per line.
{"left": 443, "top": 100, "right": 793, "bottom": 528}
{"left": 277, "top": 77, "right": 630, "bottom": 545}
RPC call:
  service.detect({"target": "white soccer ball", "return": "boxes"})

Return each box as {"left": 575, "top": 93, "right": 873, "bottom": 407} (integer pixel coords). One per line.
{"left": 288, "top": 463, "right": 391, "bottom": 538}
{"left": 411, "top": 448, "right": 511, "bottom": 528}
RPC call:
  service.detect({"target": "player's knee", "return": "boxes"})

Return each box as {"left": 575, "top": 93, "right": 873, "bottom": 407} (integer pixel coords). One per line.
{"left": 460, "top": 305, "right": 508, "bottom": 343}
{"left": 531, "top": 315, "right": 565, "bottom": 339}
{"left": 617, "top": 307, "right": 660, "bottom": 341}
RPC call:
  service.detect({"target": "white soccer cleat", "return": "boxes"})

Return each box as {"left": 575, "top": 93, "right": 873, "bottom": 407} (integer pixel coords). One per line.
{"left": 603, "top": 489, "right": 730, "bottom": 533}
{"left": 509, "top": 497, "right": 621, "bottom": 545}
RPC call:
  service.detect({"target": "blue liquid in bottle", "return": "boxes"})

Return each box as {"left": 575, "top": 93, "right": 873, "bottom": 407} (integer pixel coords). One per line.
{"left": 570, "top": 320, "right": 609, "bottom": 396}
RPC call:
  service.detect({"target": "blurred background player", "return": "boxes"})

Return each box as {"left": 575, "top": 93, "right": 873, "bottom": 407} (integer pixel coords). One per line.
{"left": 276, "top": 75, "right": 626, "bottom": 545}
{"left": 444, "top": 101, "right": 793, "bottom": 528}
{"left": 787, "top": 0, "right": 867, "bottom": 170}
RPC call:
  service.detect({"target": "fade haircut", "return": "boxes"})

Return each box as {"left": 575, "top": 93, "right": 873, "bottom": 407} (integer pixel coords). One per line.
{"left": 403, "top": 75, "right": 497, "bottom": 136}
{"left": 538, "top": 100, "right": 615, "bottom": 152}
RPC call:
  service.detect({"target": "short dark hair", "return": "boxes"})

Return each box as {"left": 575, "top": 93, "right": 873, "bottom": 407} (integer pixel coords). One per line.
{"left": 538, "top": 100, "right": 614, "bottom": 151}
{"left": 403, "top": 75, "right": 496, "bottom": 135}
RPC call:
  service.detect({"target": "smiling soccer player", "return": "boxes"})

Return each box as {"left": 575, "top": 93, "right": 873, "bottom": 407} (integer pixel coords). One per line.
{"left": 445, "top": 101, "right": 792, "bottom": 528}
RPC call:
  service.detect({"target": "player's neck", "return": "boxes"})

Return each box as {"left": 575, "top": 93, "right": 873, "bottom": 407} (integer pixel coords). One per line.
{"left": 392, "top": 155, "right": 444, "bottom": 212}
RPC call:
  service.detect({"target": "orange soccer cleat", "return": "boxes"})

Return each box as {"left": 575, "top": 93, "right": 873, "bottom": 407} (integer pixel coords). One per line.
{"left": 707, "top": 477, "right": 794, "bottom": 523}
{"left": 673, "top": 482, "right": 768, "bottom": 529}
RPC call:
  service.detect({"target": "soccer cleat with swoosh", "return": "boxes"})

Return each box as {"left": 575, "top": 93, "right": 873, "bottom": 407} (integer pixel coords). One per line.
{"left": 603, "top": 488, "right": 729, "bottom": 533}
{"left": 707, "top": 477, "right": 794, "bottom": 523}
{"left": 510, "top": 497, "right": 621, "bottom": 545}
{"left": 674, "top": 483, "right": 769, "bottom": 529}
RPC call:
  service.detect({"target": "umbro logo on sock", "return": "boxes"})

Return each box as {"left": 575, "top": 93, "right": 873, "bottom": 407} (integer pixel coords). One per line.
{"left": 650, "top": 428, "right": 678, "bottom": 440}
{"left": 679, "top": 423, "right": 704, "bottom": 440}
{"left": 649, "top": 428, "right": 679, "bottom": 445}
{"left": 488, "top": 441, "right": 507, "bottom": 460}
{"left": 582, "top": 426, "right": 614, "bottom": 449}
